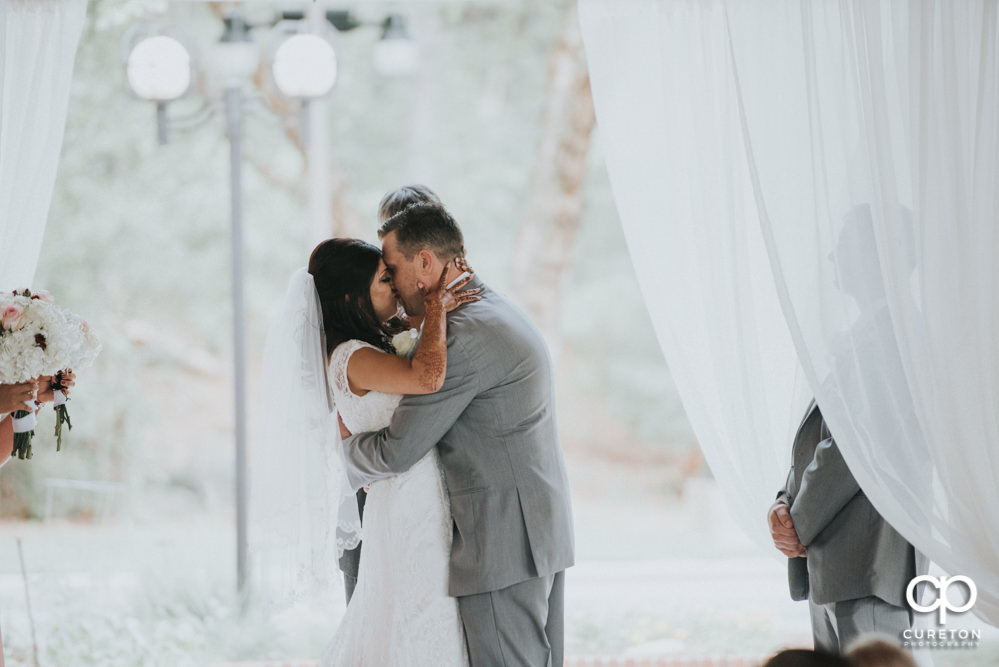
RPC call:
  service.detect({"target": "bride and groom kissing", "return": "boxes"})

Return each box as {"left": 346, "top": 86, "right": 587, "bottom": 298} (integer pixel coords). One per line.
{"left": 269, "top": 185, "right": 575, "bottom": 666}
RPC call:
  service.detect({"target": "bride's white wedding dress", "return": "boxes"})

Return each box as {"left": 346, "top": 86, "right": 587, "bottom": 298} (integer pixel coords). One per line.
{"left": 320, "top": 339, "right": 468, "bottom": 667}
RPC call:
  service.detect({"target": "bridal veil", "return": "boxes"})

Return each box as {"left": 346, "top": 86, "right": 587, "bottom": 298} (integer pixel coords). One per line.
{"left": 250, "top": 267, "right": 361, "bottom": 605}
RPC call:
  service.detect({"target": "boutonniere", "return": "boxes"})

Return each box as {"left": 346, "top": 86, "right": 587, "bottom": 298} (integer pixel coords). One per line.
{"left": 391, "top": 327, "right": 420, "bottom": 359}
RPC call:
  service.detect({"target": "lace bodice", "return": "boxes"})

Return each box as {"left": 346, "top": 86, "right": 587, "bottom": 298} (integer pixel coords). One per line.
{"left": 328, "top": 339, "right": 402, "bottom": 434}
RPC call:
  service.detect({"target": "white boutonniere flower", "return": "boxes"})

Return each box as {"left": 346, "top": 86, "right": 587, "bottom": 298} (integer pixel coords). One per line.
{"left": 391, "top": 327, "right": 420, "bottom": 359}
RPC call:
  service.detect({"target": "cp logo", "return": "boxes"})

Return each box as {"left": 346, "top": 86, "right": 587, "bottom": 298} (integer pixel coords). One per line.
{"left": 907, "top": 575, "right": 977, "bottom": 624}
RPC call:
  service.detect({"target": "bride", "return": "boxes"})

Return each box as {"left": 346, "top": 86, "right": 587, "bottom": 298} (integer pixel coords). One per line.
{"left": 255, "top": 237, "right": 479, "bottom": 665}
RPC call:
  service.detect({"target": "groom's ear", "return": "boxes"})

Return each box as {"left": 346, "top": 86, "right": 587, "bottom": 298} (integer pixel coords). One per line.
{"left": 417, "top": 248, "right": 435, "bottom": 272}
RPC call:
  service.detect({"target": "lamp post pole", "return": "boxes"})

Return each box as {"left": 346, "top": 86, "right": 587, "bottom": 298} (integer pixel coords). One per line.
{"left": 224, "top": 82, "right": 249, "bottom": 598}
{"left": 220, "top": 76, "right": 250, "bottom": 603}
{"left": 307, "top": 1, "right": 332, "bottom": 246}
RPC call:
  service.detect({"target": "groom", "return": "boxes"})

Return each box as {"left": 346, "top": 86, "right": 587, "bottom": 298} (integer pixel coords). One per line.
{"left": 339, "top": 190, "right": 575, "bottom": 666}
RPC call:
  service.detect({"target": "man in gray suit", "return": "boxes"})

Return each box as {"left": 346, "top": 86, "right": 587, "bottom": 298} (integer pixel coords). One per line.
{"left": 339, "top": 198, "right": 575, "bottom": 666}
{"left": 769, "top": 204, "right": 928, "bottom": 653}
{"left": 768, "top": 402, "right": 917, "bottom": 653}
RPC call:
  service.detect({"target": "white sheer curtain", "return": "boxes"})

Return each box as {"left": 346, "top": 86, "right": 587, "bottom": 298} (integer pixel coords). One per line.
{"left": 577, "top": 0, "right": 805, "bottom": 549}
{"left": 581, "top": 0, "right": 999, "bottom": 625}
{"left": 0, "top": 0, "right": 88, "bottom": 288}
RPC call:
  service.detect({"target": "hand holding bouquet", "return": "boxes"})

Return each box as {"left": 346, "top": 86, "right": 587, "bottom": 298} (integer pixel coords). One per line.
{"left": 0, "top": 289, "right": 101, "bottom": 459}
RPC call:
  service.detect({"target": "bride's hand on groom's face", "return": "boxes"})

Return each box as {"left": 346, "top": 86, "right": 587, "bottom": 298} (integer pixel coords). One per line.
{"left": 419, "top": 257, "right": 481, "bottom": 314}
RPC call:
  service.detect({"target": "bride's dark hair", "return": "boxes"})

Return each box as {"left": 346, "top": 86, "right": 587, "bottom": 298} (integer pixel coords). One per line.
{"left": 308, "top": 238, "right": 394, "bottom": 358}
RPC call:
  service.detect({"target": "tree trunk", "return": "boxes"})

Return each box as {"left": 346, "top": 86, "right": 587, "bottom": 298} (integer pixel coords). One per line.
{"left": 510, "top": 5, "right": 596, "bottom": 347}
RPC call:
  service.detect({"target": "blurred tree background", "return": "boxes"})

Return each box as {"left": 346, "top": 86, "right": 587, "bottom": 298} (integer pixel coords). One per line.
{"left": 2, "top": 0, "right": 699, "bottom": 524}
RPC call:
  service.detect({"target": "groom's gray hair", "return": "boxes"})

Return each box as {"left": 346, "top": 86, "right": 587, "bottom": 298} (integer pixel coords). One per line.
{"left": 378, "top": 184, "right": 442, "bottom": 222}
{"left": 378, "top": 201, "right": 465, "bottom": 262}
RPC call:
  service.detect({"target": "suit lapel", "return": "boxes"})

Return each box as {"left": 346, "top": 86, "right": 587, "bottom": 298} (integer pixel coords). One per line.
{"left": 795, "top": 399, "right": 818, "bottom": 436}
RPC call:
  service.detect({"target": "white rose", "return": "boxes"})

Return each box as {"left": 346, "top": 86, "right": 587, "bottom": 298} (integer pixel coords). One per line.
{"left": 391, "top": 328, "right": 421, "bottom": 359}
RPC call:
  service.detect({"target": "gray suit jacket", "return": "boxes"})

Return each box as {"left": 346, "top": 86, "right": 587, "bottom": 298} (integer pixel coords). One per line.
{"left": 780, "top": 402, "right": 916, "bottom": 607}
{"left": 341, "top": 278, "right": 575, "bottom": 597}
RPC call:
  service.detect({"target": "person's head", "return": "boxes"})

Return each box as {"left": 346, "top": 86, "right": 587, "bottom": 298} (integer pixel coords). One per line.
{"left": 829, "top": 203, "right": 915, "bottom": 311}
{"left": 845, "top": 634, "right": 917, "bottom": 667}
{"left": 377, "top": 184, "right": 443, "bottom": 223}
{"left": 308, "top": 238, "right": 398, "bottom": 357}
{"left": 763, "top": 649, "right": 852, "bottom": 667}
{"left": 377, "top": 202, "right": 465, "bottom": 316}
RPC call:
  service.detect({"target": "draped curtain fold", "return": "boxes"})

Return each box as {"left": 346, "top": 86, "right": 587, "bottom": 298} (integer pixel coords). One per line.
{"left": 580, "top": 0, "right": 999, "bottom": 625}
{"left": 577, "top": 0, "right": 805, "bottom": 553}
{"left": 0, "top": 0, "right": 88, "bottom": 288}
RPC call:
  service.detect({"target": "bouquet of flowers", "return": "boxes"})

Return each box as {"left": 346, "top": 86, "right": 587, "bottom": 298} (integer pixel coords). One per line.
{"left": 0, "top": 289, "right": 102, "bottom": 459}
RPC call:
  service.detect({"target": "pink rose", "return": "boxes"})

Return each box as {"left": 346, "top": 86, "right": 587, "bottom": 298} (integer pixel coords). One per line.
{"left": 1, "top": 304, "right": 24, "bottom": 331}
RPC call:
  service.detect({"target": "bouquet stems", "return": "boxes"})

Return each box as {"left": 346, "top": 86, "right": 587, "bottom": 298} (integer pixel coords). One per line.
{"left": 11, "top": 409, "right": 35, "bottom": 460}
{"left": 53, "top": 392, "right": 72, "bottom": 451}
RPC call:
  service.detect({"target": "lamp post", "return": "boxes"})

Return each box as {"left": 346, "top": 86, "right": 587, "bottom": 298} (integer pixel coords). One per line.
{"left": 124, "top": 7, "right": 412, "bottom": 599}
{"left": 124, "top": 11, "right": 263, "bottom": 596}
{"left": 373, "top": 14, "right": 418, "bottom": 78}
{"left": 121, "top": 33, "right": 192, "bottom": 144}
{"left": 123, "top": 11, "right": 335, "bottom": 599}
{"left": 214, "top": 12, "right": 258, "bottom": 596}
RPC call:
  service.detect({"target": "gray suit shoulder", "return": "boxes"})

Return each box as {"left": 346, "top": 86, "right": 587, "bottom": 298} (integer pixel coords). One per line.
{"left": 446, "top": 284, "right": 551, "bottom": 374}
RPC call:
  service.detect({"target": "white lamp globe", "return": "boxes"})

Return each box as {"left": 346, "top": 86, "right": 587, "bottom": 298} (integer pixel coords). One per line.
{"left": 373, "top": 38, "right": 417, "bottom": 77}
{"left": 373, "top": 15, "right": 417, "bottom": 77}
{"left": 272, "top": 34, "right": 338, "bottom": 99}
{"left": 126, "top": 36, "right": 191, "bottom": 101}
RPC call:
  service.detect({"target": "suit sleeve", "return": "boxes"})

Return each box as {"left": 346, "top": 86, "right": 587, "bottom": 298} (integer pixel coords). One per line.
{"left": 789, "top": 436, "right": 862, "bottom": 545}
{"left": 340, "top": 334, "right": 478, "bottom": 489}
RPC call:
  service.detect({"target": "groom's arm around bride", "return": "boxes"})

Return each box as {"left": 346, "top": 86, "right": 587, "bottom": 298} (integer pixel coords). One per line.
{"left": 340, "top": 200, "right": 574, "bottom": 667}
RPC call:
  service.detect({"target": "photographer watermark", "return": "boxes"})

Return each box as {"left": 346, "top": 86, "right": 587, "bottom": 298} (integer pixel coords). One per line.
{"left": 902, "top": 574, "right": 981, "bottom": 649}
